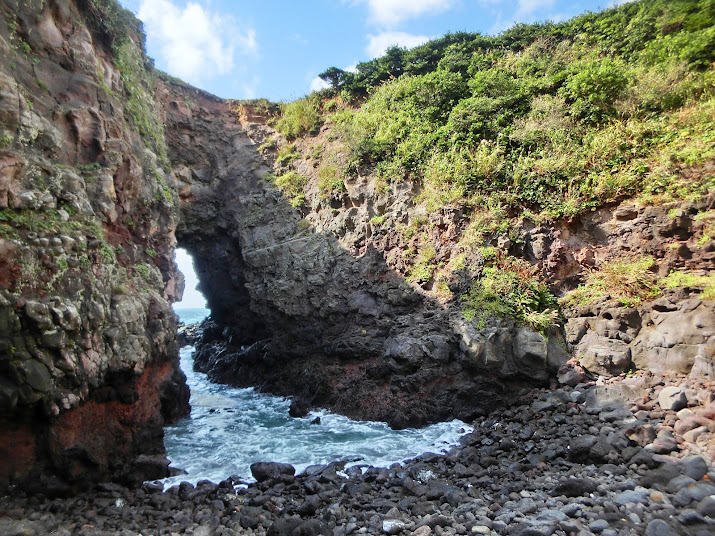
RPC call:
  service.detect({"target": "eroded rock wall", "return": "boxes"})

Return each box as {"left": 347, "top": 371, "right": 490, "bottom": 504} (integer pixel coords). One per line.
{"left": 0, "top": 0, "right": 188, "bottom": 492}
{"left": 165, "top": 85, "right": 713, "bottom": 429}
{"left": 162, "top": 90, "right": 570, "bottom": 429}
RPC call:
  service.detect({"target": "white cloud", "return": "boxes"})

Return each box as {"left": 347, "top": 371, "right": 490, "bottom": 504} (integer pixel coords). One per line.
{"left": 137, "top": 0, "right": 257, "bottom": 84}
{"left": 239, "top": 75, "right": 260, "bottom": 99}
{"left": 310, "top": 77, "right": 331, "bottom": 93}
{"left": 516, "top": 0, "right": 556, "bottom": 17}
{"left": 358, "top": 0, "right": 453, "bottom": 27}
{"left": 366, "top": 31, "right": 431, "bottom": 58}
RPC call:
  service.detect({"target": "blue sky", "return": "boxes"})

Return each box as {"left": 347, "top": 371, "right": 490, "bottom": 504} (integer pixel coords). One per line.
{"left": 118, "top": 0, "right": 624, "bottom": 102}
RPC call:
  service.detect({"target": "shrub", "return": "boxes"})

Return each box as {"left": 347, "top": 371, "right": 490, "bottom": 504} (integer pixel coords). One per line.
{"left": 317, "top": 165, "right": 345, "bottom": 197}
{"left": 276, "top": 95, "right": 322, "bottom": 139}
{"left": 660, "top": 271, "right": 715, "bottom": 299}
{"left": 276, "top": 144, "right": 300, "bottom": 165}
{"left": 273, "top": 171, "right": 308, "bottom": 208}
{"left": 562, "top": 257, "right": 661, "bottom": 307}
{"left": 462, "top": 255, "right": 559, "bottom": 332}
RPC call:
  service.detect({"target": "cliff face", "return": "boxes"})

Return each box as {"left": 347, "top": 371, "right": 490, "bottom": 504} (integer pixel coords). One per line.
{"left": 165, "top": 84, "right": 713, "bottom": 428}
{"left": 0, "top": 0, "right": 188, "bottom": 492}
{"left": 1, "top": 0, "right": 713, "bottom": 494}
{"left": 162, "top": 88, "right": 574, "bottom": 429}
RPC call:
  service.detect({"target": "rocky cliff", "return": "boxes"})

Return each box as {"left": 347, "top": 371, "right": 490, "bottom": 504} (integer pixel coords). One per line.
{"left": 162, "top": 88, "right": 574, "bottom": 429}
{"left": 0, "top": 0, "right": 188, "bottom": 492}
{"left": 1, "top": 0, "right": 713, "bottom": 493}
{"left": 165, "top": 84, "right": 713, "bottom": 429}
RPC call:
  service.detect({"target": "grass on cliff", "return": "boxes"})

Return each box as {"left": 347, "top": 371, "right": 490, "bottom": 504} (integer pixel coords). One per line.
{"left": 271, "top": 171, "right": 308, "bottom": 208}
{"left": 660, "top": 270, "right": 715, "bottom": 300}
{"left": 462, "top": 254, "right": 559, "bottom": 332}
{"left": 268, "top": 0, "right": 714, "bottom": 327}
{"left": 275, "top": 95, "right": 322, "bottom": 140}
{"left": 561, "top": 257, "right": 662, "bottom": 307}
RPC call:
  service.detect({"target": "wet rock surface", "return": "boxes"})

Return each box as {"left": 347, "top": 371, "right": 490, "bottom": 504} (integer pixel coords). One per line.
{"left": 1, "top": 373, "right": 713, "bottom": 535}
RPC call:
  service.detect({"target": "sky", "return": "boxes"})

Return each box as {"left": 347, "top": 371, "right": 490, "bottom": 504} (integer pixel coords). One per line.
{"left": 175, "top": 248, "right": 207, "bottom": 308}
{"left": 117, "top": 0, "right": 627, "bottom": 102}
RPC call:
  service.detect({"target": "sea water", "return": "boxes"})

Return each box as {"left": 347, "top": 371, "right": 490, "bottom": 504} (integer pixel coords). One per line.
{"left": 160, "top": 308, "right": 471, "bottom": 487}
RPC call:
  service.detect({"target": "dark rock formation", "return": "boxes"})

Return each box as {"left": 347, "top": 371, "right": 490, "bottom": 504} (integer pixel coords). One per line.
{"left": 160, "top": 86, "right": 569, "bottom": 429}
{"left": 0, "top": 0, "right": 189, "bottom": 492}
{"left": 162, "top": 80, "right": 714, "bottom": 430}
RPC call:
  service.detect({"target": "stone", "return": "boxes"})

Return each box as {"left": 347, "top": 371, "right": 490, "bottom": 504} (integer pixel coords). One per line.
{"left": 267, "top": 518, "right": 307, "bottom": 536}
{"left": 675, "top": 416, "right": 713, "bottom": 435}
{"left": 645, "top": 436, "right": 678, "bottom": 455}
{"left": 568, "top": 435, "right": 598, "bottom": 462}
{"left": 682, "top": 426, "right": 709, "bottom": 443}
{"left": 577, "top": 334, "right": 631, "bottom": 376}
{"left": 589, "top": 519, "right": 609, "bottom": 532}
{"left": 250, "top": 462, "right": 296, "bottom": 482}
{"left": 0, "top": 518, "right": 43, "bottom": 536}
{"left": 696, "top": 495, "right": 715, "bottom": 517}
{"left": 383, "top": 520, "right": 407, "bottom": 535}
{"left": 667, "top": 474, "right": 697, "bottom": 494}
{"left": 624, "top": 423, "right": 657, "bottom": 446}
{"left": 681, "top": 456, "right": 709, "bottom": 480}
{"left": 658, "top": 386, "right": 688, "bottom": 411}
{"left": 614, "top": 488, "right": 650, "bottom": 506}
{"left": 552, "top": 477, "right": 597, "bottom": 497}
{"left": 644, "top": 519, "right": 676, "bottom": 536}
{"left": 558, "top": 360, "right": 587, "bottom": 387}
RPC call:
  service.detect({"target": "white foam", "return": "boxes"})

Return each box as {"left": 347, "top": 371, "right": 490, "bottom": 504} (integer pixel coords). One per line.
{"left": 157, "top": 347, "right": 472, "bottom": 488}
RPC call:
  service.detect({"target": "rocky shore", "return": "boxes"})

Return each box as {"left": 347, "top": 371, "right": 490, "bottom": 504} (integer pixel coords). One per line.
{"left": 1, "top": 372, "right": 713, "bottom": 536}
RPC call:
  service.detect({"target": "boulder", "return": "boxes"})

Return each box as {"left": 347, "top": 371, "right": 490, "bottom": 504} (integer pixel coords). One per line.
{"left": 250, "top": 461, "right": 296, "bottom": 482}
{"left": 659, "top": 386, "right": 688, "bottom": 411}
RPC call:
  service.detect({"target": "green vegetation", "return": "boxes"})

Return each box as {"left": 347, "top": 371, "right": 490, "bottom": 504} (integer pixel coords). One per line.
{"left": 86, "top": 0, "right": 146, "bottom": 49}
{"left": 462, "top": 255, "right": 559, "bottom": 332}
{"left": 307, "top": 0, "right": 714, "bottom": 224}
{"left": 317, "top": 165, "right": 346, "bottom": 197}
{"left": 231, "top": 98, "right": 281, "bottom": 118}
{"left": 77, "top": 162, "right": 101, "bottom": 173}
{"left": 136, "top": 264, "right": 150, "bottom": 280}
{"left": 272, "top": 171, "right": 308, "bottom": 208}
{"left": 276, "top": 144, "right": 300, "bottom": 166}
{"left": 275, "top": 95, "right": 322, "bottom": 139}
{"left": 408, "top": 246, "right": 436, "bottom": 284}
{"left": 561, "top": 257, "right": 661, "bottom": 307}
{"left": 660, "top": 271, "right": 715, "bottom": 299}
{"left": 115, "top": 41, "right": 169, "bottom": 165}
{"left": 694, "top": 209, "right": 715, "bottom": 245}
{"left": 0, "top": 208, "right": 103, "bottom": 238}
{"left": 258, "top": 137, "right": 277, "bottom": 152}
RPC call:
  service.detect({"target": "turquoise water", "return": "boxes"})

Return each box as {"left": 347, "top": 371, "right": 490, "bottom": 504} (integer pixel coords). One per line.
{"left": 161, "top": 309, "right": 471, "bottom": 486}
{"left": 174, "top": 307, "right": 210, "bottom": 325}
